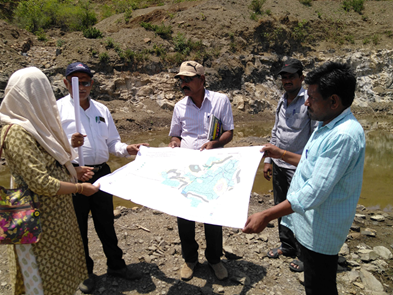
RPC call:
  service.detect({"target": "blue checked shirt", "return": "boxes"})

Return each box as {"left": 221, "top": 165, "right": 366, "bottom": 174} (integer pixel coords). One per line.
{"left": 282, "top": 107, "right": 366, "bottom": 255}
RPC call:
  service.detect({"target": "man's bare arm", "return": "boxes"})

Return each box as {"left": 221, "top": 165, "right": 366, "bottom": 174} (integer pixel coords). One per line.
{"left": 261, "top": 143, "right": 301, "bottom": 167}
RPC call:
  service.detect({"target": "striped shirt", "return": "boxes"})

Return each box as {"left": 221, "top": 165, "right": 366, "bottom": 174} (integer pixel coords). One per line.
{"left": 264, "top": 87, "right": 317, "bottom": 169}
{"left": 169, "top": 89, "right": 234, "bottom": 150}
{"left": 282, "top": 107, "right": 366, "bottom": 255}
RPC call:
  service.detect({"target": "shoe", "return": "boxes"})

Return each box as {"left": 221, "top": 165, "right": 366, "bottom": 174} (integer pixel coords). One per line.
{"left": 180, "top": 261, "right": 198, "bottom": 280}
{"left": 79, "top": 273, "right": 96, "bottom": 293}
{"left": 289, "top": 259, "right": 304, "bottom": 272}
{"left": 209, "top": 261, "right": 228, "bottom": 280}
{"left": 107, "top": 266, "right": 142, "bottom": 280}
{"left": 267, "top": 247, "right": 296, "bottom": 259}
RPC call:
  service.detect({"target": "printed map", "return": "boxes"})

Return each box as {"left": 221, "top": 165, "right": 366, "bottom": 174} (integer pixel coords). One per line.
{"left": 96, "top": 146, "right": 263, "bottom": 228}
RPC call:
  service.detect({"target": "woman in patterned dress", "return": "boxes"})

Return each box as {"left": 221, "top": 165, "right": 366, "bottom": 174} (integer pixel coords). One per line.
{"left": 0, "top": 67, "right": 100, "bottom": 295}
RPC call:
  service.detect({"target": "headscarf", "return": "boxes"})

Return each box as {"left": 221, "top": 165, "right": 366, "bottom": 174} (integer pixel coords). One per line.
{"left": 0, "top": 67, "right": 78, "bottom": 182}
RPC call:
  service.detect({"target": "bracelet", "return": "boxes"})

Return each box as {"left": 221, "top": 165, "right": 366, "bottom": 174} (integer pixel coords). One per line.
{"left": 281, "top": 150, "right": 287, "bottom": 160}
{"left": 75, "top": 184, "right": 79, "bottom": 194}
{"left": 80, "top": 184, "right": 84, "bottom": 194}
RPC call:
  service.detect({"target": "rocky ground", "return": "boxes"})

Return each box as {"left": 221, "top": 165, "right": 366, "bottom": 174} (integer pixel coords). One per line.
{"left": 1, "top": 191, "right": 392, "bottom": 295}
{"left": 1, "top": 0, "right": 393, "bottom": 294}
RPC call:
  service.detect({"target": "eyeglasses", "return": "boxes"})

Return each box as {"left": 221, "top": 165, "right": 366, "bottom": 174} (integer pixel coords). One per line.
{"left": 176, "top": 75, "right": 199, "bottom": 83}
{"left": 67, "top": 80, "right": 92, "bottom": 87}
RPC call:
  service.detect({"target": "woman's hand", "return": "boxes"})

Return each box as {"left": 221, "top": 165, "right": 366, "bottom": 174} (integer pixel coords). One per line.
{"left": 80, "top": 183, "right": 100, "bottom": 196}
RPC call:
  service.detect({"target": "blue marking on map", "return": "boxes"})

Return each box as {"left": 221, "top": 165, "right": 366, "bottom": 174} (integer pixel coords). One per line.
{"left": 161, "top": 156, "right": 240, "bottom": 207}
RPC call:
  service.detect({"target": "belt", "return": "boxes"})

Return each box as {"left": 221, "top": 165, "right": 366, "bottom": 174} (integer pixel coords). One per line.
{"left": 73, "top": 162, "right": 107, "bottom": 173}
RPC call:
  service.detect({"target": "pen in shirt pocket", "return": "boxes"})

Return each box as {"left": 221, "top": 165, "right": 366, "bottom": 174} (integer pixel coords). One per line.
{"left": 306, "top": 149, "right": 308, "bottom": 159}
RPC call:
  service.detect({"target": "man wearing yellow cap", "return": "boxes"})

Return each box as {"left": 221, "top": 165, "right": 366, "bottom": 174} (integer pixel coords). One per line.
{"left": 168, "top": 61, "right": 234, "bottom": 281}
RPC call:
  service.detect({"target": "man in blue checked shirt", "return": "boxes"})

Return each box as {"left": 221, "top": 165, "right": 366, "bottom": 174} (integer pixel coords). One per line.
{"left": 243, "top": 62, "right": 365, "bottom": 295}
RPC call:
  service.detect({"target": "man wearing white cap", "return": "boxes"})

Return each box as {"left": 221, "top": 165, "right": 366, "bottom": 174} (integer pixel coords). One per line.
{"left": 168, "top": 61, "right": 234, "bottom": 281}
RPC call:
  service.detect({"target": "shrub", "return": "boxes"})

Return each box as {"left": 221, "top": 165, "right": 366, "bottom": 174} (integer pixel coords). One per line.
{"left": 99, "top": 52, "right": 109, "bottom": 63}
{"left": 249, "top": 0, "right": 266, "bottom": 15}
{"left": 140, "top": 21, "right": 172, "bottom": 39}
{"left": 342, "top": 0, "right": 364, "bottom": 14}
{"left": 105, "top": 38, "right": 115, "bottom": 48}
{"left": 35, "top": 29, "right": 47, "bottom": 41}
{"left": 56, "top": 39, "right": 64, "bottom": 47}
{"left": 372, "top": 34, "right": 380, "bottom": 45}
{"left": 124, "top": 8, "right": 132, "bottom": 22}
{"left": 153, "top": 44, "right": 166, "bottom": 57}
{"left": 83, "top": 27, "right": 103, "bottom": 39}
{"left": 100, "top": 4, "right": 113, "bottom": 19}
{"left": 125, "top": 49, "right": 135, "bottom": 61}
{"left": 14, "top": 0, "right": 51, "bottom": 32}
{"left": 299, "top": 0, "right": 312, "bottom": 6}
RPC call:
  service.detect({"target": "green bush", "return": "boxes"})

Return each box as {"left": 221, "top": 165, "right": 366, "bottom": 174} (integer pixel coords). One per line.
{"left": 125, "top": 49, "right": 135, "bottom": 61}
{"left": 249, "top": 0, "right": 266, "bottom": 15}
{"left": 99, "top": 52, "right": 110, "bottom": 63}
{"left": 372, "top": 34, "right": 380, "bottom": 45}
{"left": 100, "top": 4, "right": 113, "bottom": 19}
{"left": 14, "top": 0, "right": 51, "bottom": 32}
{"left": 342, "top": 0, "right": 364, "bottom": 13}
{"left": 153, "top": 44, "right": 166, "bottom": 57}
{"left": 140, "top": 21, "right": 172, "bottom": 39}
{"left": 35, "top": 29, "right": 47, "bottom": 41}
{"left": 299, "top": 0, "right": 312, "bottom": 6}
{"left": 14, "top": 0, "right": 97, "bottom": 32}
{"left": 124, "top": 8, "right": 132, "bottom": 22}
{"left": 105, "top": 38, "right": 115, "bottom": 48}
{"left": 83, "top": 27, "right": 103, "bottom": 39}
{"left": 56, "top": 39, "right": 64, "bottom": 47}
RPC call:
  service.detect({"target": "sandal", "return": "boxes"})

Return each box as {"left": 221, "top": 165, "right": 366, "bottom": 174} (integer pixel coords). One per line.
{"left": 267, "top": 247, "right": 284, "bottom": 259}
{"left": 289, "top": 259, "right": 304, "bottom": 272}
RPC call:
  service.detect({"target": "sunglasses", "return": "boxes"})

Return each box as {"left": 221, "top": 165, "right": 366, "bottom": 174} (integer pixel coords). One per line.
{"left": 67, "top": 80, "right": 92, "bottom": 87}
{"left": 176, "top": 75, "right": 199, "bottom": 83}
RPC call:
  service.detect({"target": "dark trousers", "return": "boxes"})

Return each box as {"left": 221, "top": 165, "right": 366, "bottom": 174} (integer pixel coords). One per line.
{"left": 272, "top": 162, "right": 301, "bottom": 258}
{"left": 73, "top": 163, "right": 125, "bottom": 274}
{"left": 300, "top": 243, "right": 339, "bottom": 295}
{"left": 177, "top": 217, "right": 222, "bottom": 264}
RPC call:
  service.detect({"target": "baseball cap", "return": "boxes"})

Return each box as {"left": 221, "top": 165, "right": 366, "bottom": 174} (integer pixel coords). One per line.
{"left": 65, "top": 62, "right": 93, "bottom": 78}
{"left": 278, "top": 59, "right": 303, "bottom": 75}
{"left": 175, "top": 61, "right": 204, "bottom": 77}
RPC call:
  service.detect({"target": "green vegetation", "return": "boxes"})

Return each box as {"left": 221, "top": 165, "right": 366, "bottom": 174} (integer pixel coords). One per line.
{"left": 99, "top": 52, "right": 110, "bottom": 62}
{"left": 299, "top": 0, "right": 312, "bottom": 7}
{"left": 13, "top": 0, "right": 97, "bottom": 33}
{"left": 35, "top": 29, "right": 47, "bottom": 41}
{"left": 124, "top": 8, "right": 132, "bottom": 22}
{"left": 345, "top": 34, "right": 355, "bottom": 44}
{"left": 105, "top": 38, "right": 115, "bottom": 48}
{"left": 292, "top": 20, "right": 308, "bottom": 41}
{"left": 342, "top": 0, "right": 364, "bottom": 14}
{"left": 83, "top": 27, "right": 103, "bottom": 39}
{"left": 363, "top": 37, "right": 370, "bottom": 44}
{"left": 372, "top": 34, "right": 380, "bottom": 45}
{"left": 140, "top": 21, "right": 172, "bottom": 39}
{"left": 56, "top": 39, "right": 64, "bottom": 47}
{"left": 249, "top": 0, "right": 267, "bottom": 21}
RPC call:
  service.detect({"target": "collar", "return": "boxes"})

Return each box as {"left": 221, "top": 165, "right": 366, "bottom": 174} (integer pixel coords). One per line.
{"left": 319, "top": 107, "right": 352, "bottom": 130}
{"left": 186, "top": 89, "right": 210, "bottom": 107}
{"left": 283, "top": 86, "right": 306, "bottom": 103}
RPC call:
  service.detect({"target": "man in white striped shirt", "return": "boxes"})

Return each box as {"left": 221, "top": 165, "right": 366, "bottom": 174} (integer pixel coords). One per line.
{"left": 168, "top": 61, "right": 234, "bottom": 281}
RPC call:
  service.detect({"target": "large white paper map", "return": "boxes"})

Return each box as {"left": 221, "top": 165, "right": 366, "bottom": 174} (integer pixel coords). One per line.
{"left": 96, "top": 146, "right": 264, "bottom": 228}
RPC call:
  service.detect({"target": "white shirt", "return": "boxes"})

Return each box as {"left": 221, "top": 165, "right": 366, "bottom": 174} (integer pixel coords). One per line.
{"left": 57, "top": 94, "right": 128, "bottom": 165}
{"left": 169, "top": 90, "right": 234, "bottom": 150}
